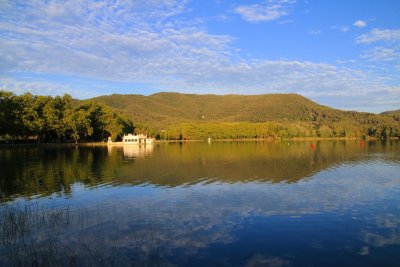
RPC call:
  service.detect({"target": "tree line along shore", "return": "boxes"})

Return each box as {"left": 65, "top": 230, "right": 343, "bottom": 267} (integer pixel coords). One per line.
{"left": 1, "top": 90, "right": 399, "bottom": 143}
{"left": 0, "top": 90, "right": 133, "bottom": 144}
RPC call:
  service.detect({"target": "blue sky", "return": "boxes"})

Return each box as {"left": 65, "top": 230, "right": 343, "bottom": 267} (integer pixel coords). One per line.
{"left": 0, "top": 0, "right": 399, "bottom": 113}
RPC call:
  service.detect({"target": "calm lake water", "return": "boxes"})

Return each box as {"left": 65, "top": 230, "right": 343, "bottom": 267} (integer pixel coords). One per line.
{"left": 1, "top": 141, "right": 400, "bottom": 266}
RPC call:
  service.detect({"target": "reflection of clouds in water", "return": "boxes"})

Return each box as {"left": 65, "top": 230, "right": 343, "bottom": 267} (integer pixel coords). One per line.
{"left": 363, "top": 231, "right": 400, "bottom": 247}
{"left": 358, "top": 246, "right": 370, "bottom": 256}
{"left": 361, "top": 213, "right": 400, "bottom": 248}
{"left": 87, "top": 193, "right": 240, "bottom": 257}
{"left": 376, "top": 214, "right": 400, "bottom": 229}
{"left": 2, "top": 157, "right": 400, "bottom": 265}
{"left": 64, "top": 160, "right": 400, "bottom": 260}
{"left": 245, "top": 254, "right": 291, "bottom": 267}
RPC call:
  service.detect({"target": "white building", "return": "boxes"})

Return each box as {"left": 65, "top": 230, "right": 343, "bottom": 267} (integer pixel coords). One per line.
{"left": 122, "top": 134, "right": 154, "bottom": 145}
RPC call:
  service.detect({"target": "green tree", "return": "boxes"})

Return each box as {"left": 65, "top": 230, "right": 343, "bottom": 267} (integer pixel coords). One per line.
{"left": 0, "top": 90, "right": 19, "bottom": 140}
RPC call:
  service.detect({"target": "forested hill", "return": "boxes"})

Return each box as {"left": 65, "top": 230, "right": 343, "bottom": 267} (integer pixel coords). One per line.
{"left": 90, "top": 93, "right": 326, "bottom": 125}
{"left": 381, "top": 109, "right": 400, "bottom": 120}
{"left": 1, "top": 90, "right": 399, "bottom": 142}
{"left": 88, "top": 92, "right": 400, "bottom": 140}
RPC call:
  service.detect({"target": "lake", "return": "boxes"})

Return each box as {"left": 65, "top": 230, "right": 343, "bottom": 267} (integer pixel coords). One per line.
{"left": 1, "top": 141, "right": 399, "bottom": 266}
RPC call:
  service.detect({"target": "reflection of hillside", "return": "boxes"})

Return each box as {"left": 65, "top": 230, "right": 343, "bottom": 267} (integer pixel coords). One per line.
{"left": 0, "top": 146, "right": 124, "bottom": 201}
{"left": 0, "top": 141, "right": 399, "bottom": 200}
{"left": 1, "top": 142, "right": 399, "bottom": 266}
{"left": 115, "top": 141, "right": 400, "bottom": 186}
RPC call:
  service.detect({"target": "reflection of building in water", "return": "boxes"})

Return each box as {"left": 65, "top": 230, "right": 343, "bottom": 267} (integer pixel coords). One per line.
{"left": 123, "top": 145, "right": 153, "bottom": 158}
{"left": 107, "top": 145, "right": 153, "bottom": 158}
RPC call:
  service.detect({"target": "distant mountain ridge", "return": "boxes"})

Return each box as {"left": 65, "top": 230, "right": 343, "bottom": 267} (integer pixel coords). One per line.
{"left": 85, "top": 92, "right": 400, "bottom": 139}
{"left": 89, "top": 92, "right": 336, "bottom": 125}
{"left": 88, "top": 92, "right": 372, "bottom": 125}
{"left": 381, "top": 109, "right": 400, "bottom": 119}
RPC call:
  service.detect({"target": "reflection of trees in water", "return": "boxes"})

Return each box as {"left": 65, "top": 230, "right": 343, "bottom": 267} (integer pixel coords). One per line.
{"left": 1, "top": 163, "right": 400, "bottom": 266}
{"left": 0, "top": 141, "right": 399, "bottom": 200}
{"left": 0, "top": 145, "right": 400, "bottom": 266}
{"left": 0, "top": 146, "right": 123, "bottom": 201}
{"left": 108, "top": 140, "right": 400, "bottom": 186}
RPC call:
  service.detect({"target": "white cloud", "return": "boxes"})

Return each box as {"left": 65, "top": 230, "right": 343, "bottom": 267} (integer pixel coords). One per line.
{"left": 331, "top": 25, "right": 349, "bottom": 33}
{"left": 308, "top": 30, "right": 321, "bottom": 35}
{"left": 0, "top": 1, "right": 399, "bottom": 112}
{"left": 357, "top": 28, "right": 400, "bottom": 44}
{"left": 234, "top": 0, "right": 296, "bottom": 23}
{"left": 0, "top": 77, "right": 94, "bottom": 98}
{"left": 353, "top": 20, "right": 367, "bottom": 28}
{"left": 361, "top": 47, "right": 399, "bottom": 62}
{"left": 356, "top": 28, "right": 400, "bottom": 77}
{"left": 340, "top": 26, "right": 350, "bottom": 33}
{"left": 0, "top": 0, "right": 232, "bottom": 81}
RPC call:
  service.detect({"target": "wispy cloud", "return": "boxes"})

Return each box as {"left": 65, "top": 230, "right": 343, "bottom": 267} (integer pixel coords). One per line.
{"left": 308, "top": 30, "right": 321, "bottom": 35}
{"left": 0, "top": 1, "right": 399, "bottom": 112}
{"left": 356, "top": 28, "right": 400, "bottom": 73}
{"left": 361, "top": 47, "right": 399, "bottom": 62}
{"left": 234, "top": 0, "right": 296, "bottom": 23}
{"left": 331, "top": 25, "right": 350, "bottom": 33}
{"left": 0, "top": 0, "right": 232, "bottom": 81}
{"left": 0, "top": 77, "right": 92, "bottom": 98}
{"left": 353, "top": 20, "right": 367, "bottom": 28}
{"left": 357, "top": 28, "right": 400, "bottom": 44}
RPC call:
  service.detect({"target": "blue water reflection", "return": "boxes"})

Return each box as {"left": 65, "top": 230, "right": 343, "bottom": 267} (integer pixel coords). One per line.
{"left": 0, "top": 141, "right": 399, "bottom": 266}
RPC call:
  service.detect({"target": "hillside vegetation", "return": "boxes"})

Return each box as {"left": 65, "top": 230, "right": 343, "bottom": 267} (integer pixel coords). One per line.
{"left": 92, "top": 93, "right": 323, "bottom": 126}
{"left": 1, "top": 90, "right": 399, "bottom": 142}
{"left": 0, "top": 90, "right": 133, "bottom": 143}
{"left": 88, "top": 92, "right": 400, "bottom": 140}
{"left": 381, "top": 109, "right": 400, "bottom": 121}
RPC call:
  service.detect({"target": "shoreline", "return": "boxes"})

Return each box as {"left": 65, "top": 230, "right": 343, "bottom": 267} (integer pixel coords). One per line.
{"left": 0, "top": 137, "right": 397, "bottom": 147}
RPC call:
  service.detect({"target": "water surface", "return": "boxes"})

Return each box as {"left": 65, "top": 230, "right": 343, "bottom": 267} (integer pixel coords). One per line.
{"left": 0, "top": 141, "right": 399, "bottom": 266}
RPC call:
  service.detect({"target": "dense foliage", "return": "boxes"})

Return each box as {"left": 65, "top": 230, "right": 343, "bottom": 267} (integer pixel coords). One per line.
{"left": 92, "top": 92, "right": 400, "bottom": 140}
{"left": 381, "top": 109, "right": 400, "bottom": 122}
{"left": 1, "top": 90, "right": 399, "bottom": 142}
{"left": 0, "top": 90, "right": 134, "bottom": 143}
